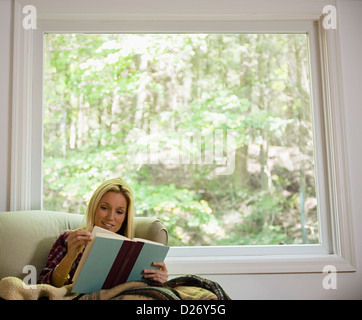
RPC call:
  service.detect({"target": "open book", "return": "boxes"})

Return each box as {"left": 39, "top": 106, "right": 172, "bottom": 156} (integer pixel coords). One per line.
{"left": 71, "top": 226, "right": 170, "bottom": 293}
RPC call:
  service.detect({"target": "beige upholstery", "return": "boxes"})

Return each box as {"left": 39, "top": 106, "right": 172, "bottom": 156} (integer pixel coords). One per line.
{"left": 0, "top": 210, "right": 168, "bottom": 279}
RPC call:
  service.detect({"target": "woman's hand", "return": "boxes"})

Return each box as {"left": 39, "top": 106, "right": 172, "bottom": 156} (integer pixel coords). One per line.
{"left": 143, "top": 262, "right": 168, "bottom": 284}
{"left": 51, "top": 230, "right": 91, "bottom": 287}
{"left": 66, "top": 229, "right": 92, "bottom": 261}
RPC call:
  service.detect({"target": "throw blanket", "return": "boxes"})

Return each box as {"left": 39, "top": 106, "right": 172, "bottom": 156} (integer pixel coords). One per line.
{"left": 0, "top": 274, "right": 230, "bottom": 300}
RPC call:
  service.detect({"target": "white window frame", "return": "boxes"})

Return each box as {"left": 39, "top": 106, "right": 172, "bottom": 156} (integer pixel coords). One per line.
{"left": 11, "top": 0, "right": 355, "bottom": 275}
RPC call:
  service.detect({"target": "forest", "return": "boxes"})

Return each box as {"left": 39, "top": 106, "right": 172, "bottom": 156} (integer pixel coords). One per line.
{"left": 43, "top": 33, "right": 319, "bottom": 246}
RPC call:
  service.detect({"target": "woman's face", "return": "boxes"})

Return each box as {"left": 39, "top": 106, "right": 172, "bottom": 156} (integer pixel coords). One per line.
{"left": 94, "top": 191, "right": 127, "bottom": 233}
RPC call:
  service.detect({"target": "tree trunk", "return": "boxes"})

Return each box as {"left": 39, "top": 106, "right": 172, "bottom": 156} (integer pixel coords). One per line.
{"left": 233, "top": 144, "right": 249, "bottom": 193}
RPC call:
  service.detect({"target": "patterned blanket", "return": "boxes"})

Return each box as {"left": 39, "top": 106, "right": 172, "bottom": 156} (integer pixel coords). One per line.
{"left": 0, "top": 274, "right": 230, "bottom": 300}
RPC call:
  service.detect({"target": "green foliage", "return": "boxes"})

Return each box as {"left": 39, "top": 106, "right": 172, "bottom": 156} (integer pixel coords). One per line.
{"left": 43, "top": 34, "right": 319, "bottom": 246}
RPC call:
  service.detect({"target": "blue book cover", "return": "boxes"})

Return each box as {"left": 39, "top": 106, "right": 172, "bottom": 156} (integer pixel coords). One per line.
{"left": 127, "top": 242, "right": 169, "bottom": 282}
{"left": 71, "top": 226, "right": 169, "bottom": 293}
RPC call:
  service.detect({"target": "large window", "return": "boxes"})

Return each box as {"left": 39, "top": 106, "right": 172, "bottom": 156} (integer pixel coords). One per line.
{"left": 43, "top": 33, "right": 319, "bottom": 247}
{"left": 11, "top": 0, "right": 355, "bottom": 274}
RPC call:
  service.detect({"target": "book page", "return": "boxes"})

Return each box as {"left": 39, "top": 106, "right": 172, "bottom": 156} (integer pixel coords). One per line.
{"left": 92, "top": 226, "right": 165, "bottom": 246}
{"left": 133, "top": 237, "right": 164, "bottom": 246}
{"left": 71, "top": 236, "right": 95, "bottom": 283}
{"left": 91, "top": 226, "right": 130, "bottom": 240}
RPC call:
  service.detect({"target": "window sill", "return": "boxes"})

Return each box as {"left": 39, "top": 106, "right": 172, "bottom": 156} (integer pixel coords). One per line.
{"left": 165, "top": 252, "right": 356, "bottom": 275}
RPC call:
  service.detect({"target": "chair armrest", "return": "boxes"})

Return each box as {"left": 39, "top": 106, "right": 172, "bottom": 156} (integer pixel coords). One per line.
{"left": 133, "top": 217, "right": 168, "bottom": 246}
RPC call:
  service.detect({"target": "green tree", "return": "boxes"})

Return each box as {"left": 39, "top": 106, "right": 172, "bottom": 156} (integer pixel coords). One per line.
{"left": 43, "top": 34, "right": 319, "bottom": 246}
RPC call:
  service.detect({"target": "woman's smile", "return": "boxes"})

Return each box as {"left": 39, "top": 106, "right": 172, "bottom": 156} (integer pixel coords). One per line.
{"left": 101, "top": 221, "right": 114, "bottom": 229}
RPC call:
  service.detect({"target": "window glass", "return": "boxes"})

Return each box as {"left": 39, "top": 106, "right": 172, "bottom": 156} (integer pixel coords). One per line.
{"left": 43, "top": 33, "right": 319, "bottom": 246}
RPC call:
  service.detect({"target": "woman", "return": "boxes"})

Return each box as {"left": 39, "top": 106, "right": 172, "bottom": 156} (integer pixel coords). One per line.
{"left": 38, "top": 178, "right": 168, "bottom": 287}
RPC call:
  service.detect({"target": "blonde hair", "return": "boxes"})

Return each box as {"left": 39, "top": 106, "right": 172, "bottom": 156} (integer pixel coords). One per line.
{"left": 84, "top": 178, "right": 134, "bottom": 238}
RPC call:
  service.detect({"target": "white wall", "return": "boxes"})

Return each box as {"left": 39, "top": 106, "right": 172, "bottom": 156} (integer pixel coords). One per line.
{"left": 0, "top": 0, "right": 361, "bottom": 299}
{"left": 0, "top": 0, "right": 12, "bottom": 212}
